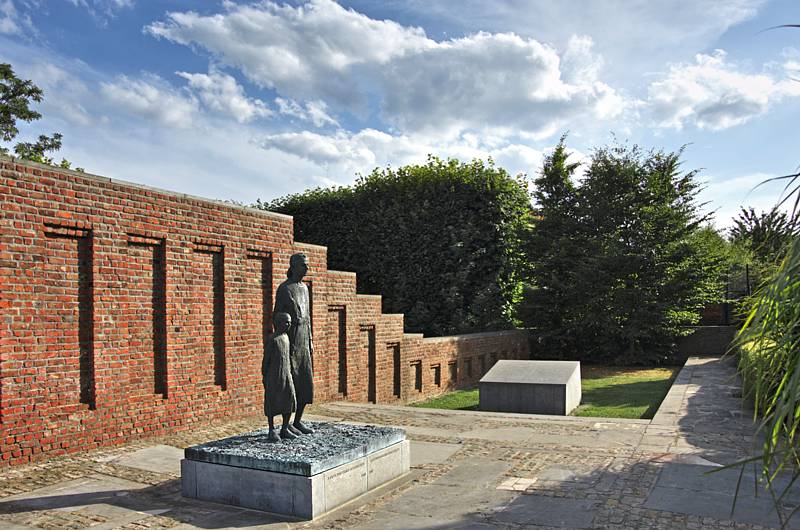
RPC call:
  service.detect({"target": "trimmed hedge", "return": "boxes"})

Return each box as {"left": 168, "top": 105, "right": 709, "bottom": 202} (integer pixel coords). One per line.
{"left": 259, "top": 156, "right": 532, "bottom": 336}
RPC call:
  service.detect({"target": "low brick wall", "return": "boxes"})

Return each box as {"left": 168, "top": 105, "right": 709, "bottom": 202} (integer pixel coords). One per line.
{"left": 0, "top": 157, "right": 529, "bottom": 466}
{"left": 402, "top": 330, "right": 529, "bottom": 404}
{"left": 676, "top": 326, "right": 737, "bottom": 357}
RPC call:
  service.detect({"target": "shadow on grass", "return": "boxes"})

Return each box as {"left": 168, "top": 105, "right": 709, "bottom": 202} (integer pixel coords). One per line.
{"left": 580, "top": 365, "right": 678, "bottom": 380}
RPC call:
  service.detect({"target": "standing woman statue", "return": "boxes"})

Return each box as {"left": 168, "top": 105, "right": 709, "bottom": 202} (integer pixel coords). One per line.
{"left": 274, "top": 253, "right": 315, "bottom": 435}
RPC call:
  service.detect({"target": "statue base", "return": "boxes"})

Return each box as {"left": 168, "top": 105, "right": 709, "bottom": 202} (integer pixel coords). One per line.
{"left": 180, "top": 422, "right": 409, "bottom": 520}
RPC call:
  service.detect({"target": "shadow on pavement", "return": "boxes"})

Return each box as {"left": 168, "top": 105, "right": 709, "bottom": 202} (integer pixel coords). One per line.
{"left": 355, "top": 453, "right": 800, "bottom": 529}
{"left": 0, "top": 478, "right": 294, "bottom": 529}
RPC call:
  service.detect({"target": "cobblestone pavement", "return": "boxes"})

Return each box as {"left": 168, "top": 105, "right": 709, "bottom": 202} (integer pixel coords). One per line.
{"left": 0, "top": 356, "right": 793, "bottom": 529}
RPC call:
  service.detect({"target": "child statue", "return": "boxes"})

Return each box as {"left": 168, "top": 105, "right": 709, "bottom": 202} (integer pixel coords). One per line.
{"left": 263, "top": 312, "right": 298, "bottom": 442}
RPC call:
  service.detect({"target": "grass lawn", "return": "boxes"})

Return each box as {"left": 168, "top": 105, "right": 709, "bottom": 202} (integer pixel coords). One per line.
{"left": 409, "top": 365, "right": 680, "bottom": 419}
{"left": 411, "top": 388, "right": 481, "bottom": 411}
{"left": 572, "top": 366, "right": 680, "bottom": 419}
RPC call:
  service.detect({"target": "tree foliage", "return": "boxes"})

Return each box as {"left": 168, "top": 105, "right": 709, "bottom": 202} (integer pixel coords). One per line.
{"left": 259, "top": 156, "right": 533, "bottom": 336}
{"left": 730, "top": 206, "right": 796, "bottom": 265}
{"left": 520, "top": 139, "right": 726, "bottom": 365}
{"left": 0, "top": 63, "right": 78, "bottom": 169}
{"left": 0, "top": 62, "right": 43, "bottom": 142}
{"left": 516, "top": 137, "right": 583, "bottom": 353}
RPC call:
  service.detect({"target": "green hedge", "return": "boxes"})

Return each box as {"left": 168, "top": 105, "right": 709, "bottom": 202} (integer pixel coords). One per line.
{"left": 259, "top": 156, "right": 532, "bottom": 336}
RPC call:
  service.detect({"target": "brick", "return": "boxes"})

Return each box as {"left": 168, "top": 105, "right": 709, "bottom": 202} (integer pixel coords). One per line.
{"left": 0, "top": 157, "right": 530, "bottom": 466}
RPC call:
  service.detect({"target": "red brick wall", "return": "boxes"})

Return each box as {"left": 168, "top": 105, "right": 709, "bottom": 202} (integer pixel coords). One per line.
{"left": 0, "top": 158, "right": 529, "bottom": 466}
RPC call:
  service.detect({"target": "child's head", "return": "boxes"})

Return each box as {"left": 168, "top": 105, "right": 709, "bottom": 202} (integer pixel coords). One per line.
{"left": 274, "top": 312, "right": 291, "bottom": 333}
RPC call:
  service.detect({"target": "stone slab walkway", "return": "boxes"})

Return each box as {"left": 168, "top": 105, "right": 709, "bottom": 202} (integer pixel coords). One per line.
{"left": 0, "top": 356, "right": 795, "bottom": 529}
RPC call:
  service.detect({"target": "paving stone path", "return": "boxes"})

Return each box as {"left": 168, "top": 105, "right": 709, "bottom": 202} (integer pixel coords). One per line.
{"left": 0, "top": 356, "right": 795, "bottom": 529}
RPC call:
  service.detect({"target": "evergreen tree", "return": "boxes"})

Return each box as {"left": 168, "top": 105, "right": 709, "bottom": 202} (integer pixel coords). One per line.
{"left": 521, "top": 141, "right": 724, "bottom": 364}
{"left": 730, "top": 206, "right": 796, "bottom": 265}
{"left": 519, "top": 136, "right": 583, "bottom": 356}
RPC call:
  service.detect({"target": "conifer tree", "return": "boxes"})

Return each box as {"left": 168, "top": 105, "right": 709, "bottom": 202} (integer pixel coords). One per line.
{"left": 519, "top": 136, "right": 583, "bottom": 356}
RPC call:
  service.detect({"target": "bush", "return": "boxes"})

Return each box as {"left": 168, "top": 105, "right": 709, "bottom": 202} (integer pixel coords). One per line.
{"left": 259, "top": 156, "right": 533, "bottom": 336}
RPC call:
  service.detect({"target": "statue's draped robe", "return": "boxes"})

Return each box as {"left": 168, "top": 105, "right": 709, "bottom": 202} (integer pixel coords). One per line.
{"left": 274, "top": 280, "right": 314, "bottom": 405}
{"left": 262, "top": 332, "right": 296, "bottom": 416}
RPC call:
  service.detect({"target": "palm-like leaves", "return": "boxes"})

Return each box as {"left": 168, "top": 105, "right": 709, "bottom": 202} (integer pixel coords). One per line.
{"left": 732, "top": 25, "right": 800, "bottom": 526}
{"left": 736, "top": 170, "right": 800, "bottom": 527}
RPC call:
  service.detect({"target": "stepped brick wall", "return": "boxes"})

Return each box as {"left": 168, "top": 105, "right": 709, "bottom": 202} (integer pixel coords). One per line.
{"left": 0, "top": 158, "right": 529, "bottom": 466}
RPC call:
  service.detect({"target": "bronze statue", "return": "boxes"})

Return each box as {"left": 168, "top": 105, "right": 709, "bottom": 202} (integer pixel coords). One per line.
{"left": 263, "top": 312, "right": 297, "bottom": 441}
{"left": 274, "top": 253, "right": 315, "bottom": 435}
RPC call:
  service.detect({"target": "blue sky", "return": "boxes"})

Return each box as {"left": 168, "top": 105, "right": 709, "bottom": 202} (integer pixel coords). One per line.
{"left": 1, "top": 0, "right": 799, "bottom": 227}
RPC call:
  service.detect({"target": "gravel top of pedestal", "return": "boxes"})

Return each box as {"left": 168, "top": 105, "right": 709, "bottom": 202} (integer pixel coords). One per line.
{"left": 480, "top": 360, "right": 580, "bottom": 385}
{"left": 184, "top": 421, "right": 405, "bottom": 476}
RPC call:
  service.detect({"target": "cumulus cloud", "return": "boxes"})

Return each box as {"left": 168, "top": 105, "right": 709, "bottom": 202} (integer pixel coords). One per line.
{"left": 146, "top": 0, "right": 430, "bottom": 107}
{"left": 275, "top": 97, "right": 338, "bottom": 128}
{"left": 146, "top": 0, "right": 623, "bottom": 139}
{"left": 177, "top": 69, "right": 271, "bottom": 123}
{"left": 100, "top": 74, "right": 199, "bottom": 128}
{"left": 398, "top": 0, "right": 765, "bottom": 83}
{"left": 259, "top": 129, "right": 382, "bottom": 167}
{"left": 379, "top": 32, "right": 623, "bottom": 137}
{"left": 647, "top": 49, "right": 800, "bottom": 131}
{"left": 258, "top": 127, "right": 547, "bottom": 185}
{"left": 561, "top": 35, "right": 603, "bottom": 84}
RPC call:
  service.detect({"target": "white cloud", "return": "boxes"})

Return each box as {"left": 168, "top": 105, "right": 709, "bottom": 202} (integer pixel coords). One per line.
{"left": 48, "top": 114, "right": 324, "bottom": 205}
{"left": 0, "top": 59, "right": 319, "bottom": 204}
{"left": 700, "top": 172, "right": 797, "bottom": 228}
{"left": 67, "top": 0, "right": 134, "bottom": 19}
{"left": 782, "top": 47, "right": 800, "bottom": 79}
{"left": 490, "top": 144, "right": 545, "bottom": 178}
{"left": 0, "top": 0, "right": 33, "bottom": 35}
{"left": 0, "top": 46, "right": 97, "bottom": 128}
{"left": 146, "top": 1, "right": 624, "bottom": 139}
{"left": 647, "top": 49, "right": 800, "bottom": 131}
{"left": 0, "top": 0, "right": 18, "bottom": 34}
{"left": 561, "top": 35, "right": 603, "bottom": 84}
{"left": 6, "top": 0, "right": 791, "bottom": 230}
{"left": 275, "top": 97, "right": 338, "bottom": 128}
{"left": 259, "top": 129, "right": 378, "bottom": 167}
{"left": 257, "top": 127, "right": 548, "bottom": 185}
{"left": 177, "top": 69, "right": 271, "bottom": 123}
{"left": 394, "top": 0, "right": 765, "bottom": 84}
{"left": 25, "top": 62, "right": 92, "bottom": 126}
{"left": 100, "top": 74, "right": 199, "bottom": 128}
{"left": 146, "top": 0, "right": 430, "bottom": 107}
{"left": 379, "top": 32, "right": 624, "bottom": 137}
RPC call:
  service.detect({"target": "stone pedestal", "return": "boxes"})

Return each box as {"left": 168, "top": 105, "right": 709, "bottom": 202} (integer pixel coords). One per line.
{"left": 181, "top": 422, "right": 409, "bottom": 520}
{"left": 479, "top": 360, "right": 581, "bottom": 415}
